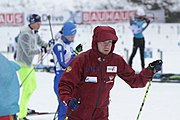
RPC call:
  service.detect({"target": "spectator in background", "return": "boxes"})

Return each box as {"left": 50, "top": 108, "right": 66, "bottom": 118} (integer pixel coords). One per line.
{"left": 58, "top": 26, "right": 162, "bottom": 120}
{"left": 0, "top": 53, "right": 20, "bottom": 120}
{"left": 128, "top": 8, "right": 150, "bottom": 69}
{"left": 52, "top": 22, "right": 82, "bottom": 120}
{"left": 16, "top": 14, "right": 50, "bottom": 120}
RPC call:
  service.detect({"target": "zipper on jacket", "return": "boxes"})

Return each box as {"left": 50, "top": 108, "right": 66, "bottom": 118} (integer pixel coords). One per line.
{"left": 91, "top": 60, "right": 104, "bottom": 120}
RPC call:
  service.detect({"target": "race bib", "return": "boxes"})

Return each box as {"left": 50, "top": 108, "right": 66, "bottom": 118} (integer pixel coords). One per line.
{"left": 130, "top": 25, "right": 143, "bottom": 34}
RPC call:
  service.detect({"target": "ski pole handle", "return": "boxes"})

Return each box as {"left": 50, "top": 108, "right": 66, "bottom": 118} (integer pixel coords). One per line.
{"left": 65, "top": 99, "right": 80, "bottom": 120}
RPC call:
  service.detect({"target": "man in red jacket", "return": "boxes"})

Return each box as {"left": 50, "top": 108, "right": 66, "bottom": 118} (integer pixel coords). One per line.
{"left": 58, "top": 26, "right": 162, "bottom": 120}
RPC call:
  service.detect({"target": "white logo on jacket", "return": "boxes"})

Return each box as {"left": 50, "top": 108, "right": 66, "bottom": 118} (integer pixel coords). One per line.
{"left": 85, "top": 76, "right": 97, "bottom": 83}
{"left": 106, "top": 76, "right": 115, "bottom": 83}
{"left": 107, "top": 66, "right": 117, "bottom": 73}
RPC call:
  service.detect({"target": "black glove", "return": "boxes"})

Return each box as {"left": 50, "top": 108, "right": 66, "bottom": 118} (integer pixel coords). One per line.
{"left": 74, "top": 44, "right": 83, "bottom": 55}
{"left": 144, "top": 17, "right": 150, "bottom": 24}
{"left": 148, "top": 60, "right": 163, "bottom": 72}
{"left": 41, "top": 46, "right": 47, "bottom": 53}
{"left": 146, "top": 19, "right": 150, "bottom": 24}
{"left": 67, "top": 98, "right": 80, "bottom": 111}
{"left": 48, "top": 39, "right": 55, "bottom": 46}
{"left": 50, "top": 59, "right": 54, "bottom": 63}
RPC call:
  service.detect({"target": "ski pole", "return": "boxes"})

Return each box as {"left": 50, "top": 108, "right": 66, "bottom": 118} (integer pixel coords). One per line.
{"left": 136, "top": 79, "right": 153, "bottom": 120}
{"left": 47, "top": 15, "right": 55, "bottom": 45}
{"left": 53, "top": 105, "right": 59, "bottom": 120}
{"left": 65, "top": 110, "right": 73, "bottom": 120}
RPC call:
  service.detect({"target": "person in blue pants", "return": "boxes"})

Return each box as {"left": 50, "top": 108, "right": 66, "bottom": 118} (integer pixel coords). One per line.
{"left": 52, "top": 22, "right": 82, "bottom": 120}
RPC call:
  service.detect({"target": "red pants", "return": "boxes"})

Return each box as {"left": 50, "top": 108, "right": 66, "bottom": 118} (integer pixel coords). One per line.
{"left": 0, "top": 115, "right": 16, "bottom": 120}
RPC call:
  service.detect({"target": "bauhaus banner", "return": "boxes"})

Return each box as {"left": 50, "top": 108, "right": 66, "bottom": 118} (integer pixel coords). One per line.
{"left": 0, "top": 13, "right": 24, "bottom": 26}
{"left": 82, "top": 10, "right": 136, "bottom": 23}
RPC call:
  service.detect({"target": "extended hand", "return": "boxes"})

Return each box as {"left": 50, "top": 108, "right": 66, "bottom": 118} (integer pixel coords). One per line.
{"left": 148, "top": 60, "right": 163, "bottom": 73}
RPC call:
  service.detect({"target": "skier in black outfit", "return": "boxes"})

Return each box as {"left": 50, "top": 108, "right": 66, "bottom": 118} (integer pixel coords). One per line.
{"left": 128, "top": 8, "right": 150, "bottom": 69}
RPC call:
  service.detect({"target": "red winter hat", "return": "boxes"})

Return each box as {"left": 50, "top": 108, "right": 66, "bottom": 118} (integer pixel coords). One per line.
{"left": 92, "top": 26, "right": 118, "bottom": 55}
{"left": 93, "top": 26, "right": 118, "bottom": 43}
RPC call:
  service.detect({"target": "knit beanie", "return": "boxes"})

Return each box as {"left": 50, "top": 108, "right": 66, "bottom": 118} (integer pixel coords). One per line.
{"left": 27, "top": 14, "right": 41, "bottom": 24}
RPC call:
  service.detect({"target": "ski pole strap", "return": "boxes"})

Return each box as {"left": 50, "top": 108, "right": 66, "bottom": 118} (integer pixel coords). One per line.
{"left": 136, "top": 79, "right": 152, "bottom": 120}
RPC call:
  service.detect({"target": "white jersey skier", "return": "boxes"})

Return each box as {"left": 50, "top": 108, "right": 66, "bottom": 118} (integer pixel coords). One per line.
{"left": 52, "top": 22, "right": 82, "bottom": 120}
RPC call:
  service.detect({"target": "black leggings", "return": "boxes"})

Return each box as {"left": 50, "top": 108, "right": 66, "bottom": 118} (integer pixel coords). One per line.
{"left": 14, "top": 115, "right": 17, "bottom": 120}
{"left": 128, "top": 37, "right": 145, "bottom": 69}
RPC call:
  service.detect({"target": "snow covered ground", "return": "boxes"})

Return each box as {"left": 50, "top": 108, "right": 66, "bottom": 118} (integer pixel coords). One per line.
{"left": 1, "top": 20, "right": 180, "bottom": 120}
{"left": 1, "top": 22, "right": 180, "bottom": 119}
{"left": 25, "top": 71, "right": 180, "bottom": 120}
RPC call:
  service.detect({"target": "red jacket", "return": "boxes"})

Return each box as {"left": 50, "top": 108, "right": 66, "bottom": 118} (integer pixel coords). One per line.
{"left": 58, "top": 26, "right": 153, "bottom": 120}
